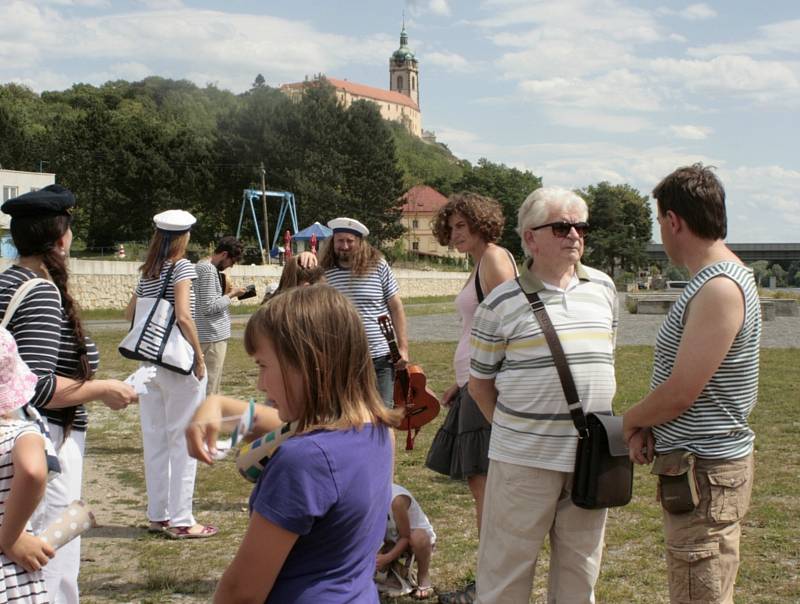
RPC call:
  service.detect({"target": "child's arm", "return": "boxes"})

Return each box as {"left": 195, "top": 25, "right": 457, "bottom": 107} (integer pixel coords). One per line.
{"left": 377, "top": 495, "right": 412, "bottom": 570}
{"left": 214, "top": 512, "right": 299, "bottom": 603}
{"left": 186, "top": 395, "right": 282, "bottom": 465}
{"left": 0, "top": 433, "right": 55, "bottom": 572}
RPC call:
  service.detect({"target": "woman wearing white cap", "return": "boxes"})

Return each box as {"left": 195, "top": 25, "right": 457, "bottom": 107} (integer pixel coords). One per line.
{"left": 126, "top": 210, "right": 216, "bottom": 539}
{"left": 0, "top": 185, "right": 137, "bottom": 604}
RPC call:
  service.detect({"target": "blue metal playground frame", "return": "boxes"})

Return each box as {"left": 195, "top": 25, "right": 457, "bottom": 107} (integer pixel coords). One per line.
{"left": 236, "top": 189, "right": 299, "bottom": 258}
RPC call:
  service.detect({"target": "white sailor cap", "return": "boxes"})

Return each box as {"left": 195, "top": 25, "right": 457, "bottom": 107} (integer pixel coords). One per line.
{"left": 153, "top": 209, "right": 196, "bottom": 233}
{"left": 327, "top": 217, "right": 369, "bottom": 238}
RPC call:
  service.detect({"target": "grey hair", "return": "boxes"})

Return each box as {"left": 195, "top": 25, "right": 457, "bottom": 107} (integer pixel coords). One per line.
{"left": 516, "top": 187, "right": 589, "bottom": 256}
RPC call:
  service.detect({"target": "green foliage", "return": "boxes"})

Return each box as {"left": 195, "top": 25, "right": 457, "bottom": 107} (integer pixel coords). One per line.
{"left": 579, "top": 182, "right": 653, "bottom": 275}
{"left": 454, "top": 158, "right": 542, "bottom": 259}
{"left": 390, "top": 122, "right": 466, "bottom": 193}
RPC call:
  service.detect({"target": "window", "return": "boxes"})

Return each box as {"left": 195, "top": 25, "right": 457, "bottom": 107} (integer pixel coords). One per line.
{"left": 412, "top": 219, "right": 419, "bottom": 229}
{"left": 3, "top": 186, "right": 18, "bottom": 202}
{"left": 397, "top": 76, "right": 403, "bottom": 91}
{"left": 412, "top": 76, "right": 416, "bottom": 91}
{"left": 412, "top": 241, "right": 419, "bottom": 251}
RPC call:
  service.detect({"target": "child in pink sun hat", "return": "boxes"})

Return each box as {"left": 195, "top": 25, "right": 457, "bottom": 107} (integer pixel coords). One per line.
{"left": 0, "top": 326, "right": 53, "bottom": 603}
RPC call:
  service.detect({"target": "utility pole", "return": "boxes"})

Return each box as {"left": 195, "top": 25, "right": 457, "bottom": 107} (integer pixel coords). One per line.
{"left": 260, "top": 162, "right": 270, "bottom": 265}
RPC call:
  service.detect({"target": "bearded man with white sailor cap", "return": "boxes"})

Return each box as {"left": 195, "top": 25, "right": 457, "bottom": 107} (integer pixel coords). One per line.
{"left": 124, "top": 209, "right": 218, "bottom": 539}
{"left": 297, "top": 217, "right": 408, "bottom": 407}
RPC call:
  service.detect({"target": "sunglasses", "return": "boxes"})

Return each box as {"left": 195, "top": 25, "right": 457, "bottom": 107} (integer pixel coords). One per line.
{"left": 531, "top": 221, "right": 590, "bottom": 238}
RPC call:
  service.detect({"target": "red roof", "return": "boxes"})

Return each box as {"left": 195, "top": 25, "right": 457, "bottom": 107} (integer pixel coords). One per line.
{"left": 281, "top": 77, "right": 419, "bottom": 111}
{"left": 400, "top": 185, "right": 448, "bottom": 213}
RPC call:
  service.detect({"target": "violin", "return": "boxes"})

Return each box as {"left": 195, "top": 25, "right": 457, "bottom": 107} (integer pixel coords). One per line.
{"left": 378, "top": 315, "right": 440, "bottom": 450}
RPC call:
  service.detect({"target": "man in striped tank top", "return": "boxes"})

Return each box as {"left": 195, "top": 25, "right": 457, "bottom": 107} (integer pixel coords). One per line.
{"left": 624, "top": 164, "right": 761, "bottom": 604}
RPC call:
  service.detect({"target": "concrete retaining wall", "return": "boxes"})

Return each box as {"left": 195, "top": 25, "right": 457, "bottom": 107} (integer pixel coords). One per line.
{"left": 0, "top": 259, "right": 470, "bottom": 310}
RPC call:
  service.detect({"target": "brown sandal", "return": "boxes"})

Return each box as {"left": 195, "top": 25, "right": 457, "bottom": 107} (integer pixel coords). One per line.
{"left": 164, "top": 524, "right": 218, "bottom": 539}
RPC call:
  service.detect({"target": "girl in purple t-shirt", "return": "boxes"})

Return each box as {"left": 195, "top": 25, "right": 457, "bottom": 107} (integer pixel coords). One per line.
{"left": 212, "top": 284, "right": 397, "bottom": 604}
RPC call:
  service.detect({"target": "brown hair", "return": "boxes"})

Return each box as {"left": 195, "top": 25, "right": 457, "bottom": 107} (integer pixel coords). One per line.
{"left": 244, "top": 284, "right": 399, "bottom": 432}
{"left": 653, "top": 163, "right": 727, "bottom": 240}
{"left": 214, "top": 236, "right": 244, "bottom": 263}
{"left": 318, "top": 235, "right": 382, "bottom": 276}
{"left": 431, "top": 192, "right": 505, "bottom": 246}
{"left": 10, "top": 214, "right": 91, "bottom": 432}
{"left": 262, "top": 257, "right": 326, "bottom": 303}
{"left": 139, "top": 230, "right": 190, "bottom": 279}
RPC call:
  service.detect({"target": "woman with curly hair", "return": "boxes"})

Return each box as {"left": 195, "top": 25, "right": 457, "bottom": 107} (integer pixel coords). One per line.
{"left": 425, "top": 192, "right": 517, "bottom": 604}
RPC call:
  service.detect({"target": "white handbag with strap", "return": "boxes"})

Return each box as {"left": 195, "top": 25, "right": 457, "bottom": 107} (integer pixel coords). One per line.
{"left": 118, "top": 263, "right": 195, "bottom": 375}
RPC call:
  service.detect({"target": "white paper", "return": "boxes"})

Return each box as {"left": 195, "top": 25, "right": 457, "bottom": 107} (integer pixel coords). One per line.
{"left": 124, "top": 366, "right": 157, "bottom": 395}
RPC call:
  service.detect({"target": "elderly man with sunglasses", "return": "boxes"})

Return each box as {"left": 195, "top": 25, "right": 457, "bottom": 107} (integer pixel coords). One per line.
{"left": 468, "top": 187, "right": 618, "bottom": 603}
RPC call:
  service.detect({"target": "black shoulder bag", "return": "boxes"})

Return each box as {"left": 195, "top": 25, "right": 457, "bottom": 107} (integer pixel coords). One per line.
{"left": 519, "top": 281, "right": 632, "bottom": 509}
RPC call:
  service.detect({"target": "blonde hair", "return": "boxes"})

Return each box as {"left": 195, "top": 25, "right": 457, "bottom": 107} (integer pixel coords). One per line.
{"left": 244, "top": 284, "right": 400, "bottom": 432}
{"left": 262, "top": 257, "right": 326, "bottom": 303}
{"left": 139, "top": 230, "right": 190, "bottom": 279}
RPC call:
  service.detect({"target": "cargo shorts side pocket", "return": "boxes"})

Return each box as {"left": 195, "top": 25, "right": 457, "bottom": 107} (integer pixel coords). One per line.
{"left": 666, "top": 541, "right": 721, "bottom": 603}
{"left": 706, "top": 465, "right": 751, "bottom": 523}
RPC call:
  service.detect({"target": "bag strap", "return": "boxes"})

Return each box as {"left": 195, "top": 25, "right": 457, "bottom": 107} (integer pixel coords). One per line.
{"left": 474, "top": 261, "right": 484, "bottom": 303}
{"left": 475, "top": 249, "right": 519, "bottom": 304}
{"left": 156, "top": 262, "right": 178, "bottom": 301}
{"left": 1, "top": 277, "right": 62, "bottom": 329}
{"left": 516, "top": 278, "right": 588, "bottom": 437}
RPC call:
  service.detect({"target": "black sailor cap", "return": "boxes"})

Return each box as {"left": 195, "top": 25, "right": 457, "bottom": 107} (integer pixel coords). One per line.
{"left": 1, "top": 184, "right": 76, "bottom": 219}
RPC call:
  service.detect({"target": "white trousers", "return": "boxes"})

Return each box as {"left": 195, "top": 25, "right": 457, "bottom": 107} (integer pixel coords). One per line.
{"left": 138, "top": 365, "right": 206, "bottom": 527}
{"left": 31, "top": 423, "right": 85, "bottom": 604}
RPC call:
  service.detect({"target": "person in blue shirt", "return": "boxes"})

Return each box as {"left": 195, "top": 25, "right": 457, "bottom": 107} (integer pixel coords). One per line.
{"left": 199, "top": 284, "right": 397, "bottom": 603}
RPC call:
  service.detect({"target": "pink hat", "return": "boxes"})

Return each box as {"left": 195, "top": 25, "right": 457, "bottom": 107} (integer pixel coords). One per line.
{"left": 0, "top": 327, "right": 37, "bottom": 414}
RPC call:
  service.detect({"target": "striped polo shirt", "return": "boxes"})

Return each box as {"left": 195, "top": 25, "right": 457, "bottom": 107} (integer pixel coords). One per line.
{"left": 0, "top": 265, "right": 100, "bottom": 432}
{"left": 652, "top": 261, "right": 761, "bottom": 459}
{"left": 193, "top": 260, "right": 231, "bottom": 343}
{"left": 324, "top": 259, "right": 399, "bottom": 359}
{"left": 470, "top": 260, "right": 618, "bottom": 472}
{"left": 135, "top": 259, "right": 197, "bottom": 316}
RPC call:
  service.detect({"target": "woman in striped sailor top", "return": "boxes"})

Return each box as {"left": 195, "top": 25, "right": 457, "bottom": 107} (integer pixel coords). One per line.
{"left": 125, "top": 210, "right": 216, "bottom": 540}
{"left": 0, "top": 185, "right": 137, "bottom": 604}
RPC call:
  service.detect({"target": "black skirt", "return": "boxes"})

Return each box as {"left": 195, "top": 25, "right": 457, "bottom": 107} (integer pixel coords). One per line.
{"left": 425, "top": 385, "right": 491, "bottom": 479}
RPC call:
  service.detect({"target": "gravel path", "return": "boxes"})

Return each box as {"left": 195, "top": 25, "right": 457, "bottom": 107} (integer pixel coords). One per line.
{"left": 406, "top": 310, "right": 799, "bottom": 348}
{"left": 87, "top": 297, "right": 799, "bottom": 349}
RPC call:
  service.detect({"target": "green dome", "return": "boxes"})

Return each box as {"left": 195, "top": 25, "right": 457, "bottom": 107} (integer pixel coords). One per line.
{"left": 392, "top": 27, "right": 416, "bottom": 62}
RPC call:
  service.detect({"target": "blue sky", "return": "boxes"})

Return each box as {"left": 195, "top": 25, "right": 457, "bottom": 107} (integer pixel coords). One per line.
{"left": 2, "top": 0, "right": 798, "bottom": 243}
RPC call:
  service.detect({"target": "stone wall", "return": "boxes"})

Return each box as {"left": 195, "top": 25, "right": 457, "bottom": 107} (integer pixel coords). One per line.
{"left": 0, "top": 259, "right": 469, "bottom": 309}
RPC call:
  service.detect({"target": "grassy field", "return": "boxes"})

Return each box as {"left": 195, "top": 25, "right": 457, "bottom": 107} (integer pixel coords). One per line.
{"left": 80, "top": 295, "right": 457, "bottom": 322}
{"left": 78, "top": 332, "right": 799, "bottom": 603}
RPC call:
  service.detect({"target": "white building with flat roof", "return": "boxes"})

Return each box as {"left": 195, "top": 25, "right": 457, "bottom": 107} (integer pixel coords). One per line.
{"left": 0, "top": 169, "right": 56, "bottom": 256}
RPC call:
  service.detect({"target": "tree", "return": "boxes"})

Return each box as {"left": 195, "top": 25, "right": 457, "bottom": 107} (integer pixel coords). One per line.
{"left": 340, "top": 100, "right": 405, "bottom": 244}
{"left": 750, "top": 261, "right": 769, "bottom": 287}
{"left": 454, "top": 159, "right": 542, "bottom": 259}
{"left": 252, "top": 74, "right": 266, "bottom": 89}
{"left": 579, "top": 182, "right": 652, "bottom": 276}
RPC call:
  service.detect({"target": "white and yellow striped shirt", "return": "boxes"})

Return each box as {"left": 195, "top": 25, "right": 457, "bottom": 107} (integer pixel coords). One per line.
{"left": 470, "top": 260, "right": 618, "bottom": 472}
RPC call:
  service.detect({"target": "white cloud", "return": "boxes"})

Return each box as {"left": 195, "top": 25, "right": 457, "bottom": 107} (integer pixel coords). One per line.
{"left": 406, "top": 0, "right": 451, "bottom": 18}
{"left": 428, "top": 0, "right": 451, "bottom": 17}
{"left": 680, "top": 3, "right": 717, "bottom": 20}
{"left": 688, "top": 19, "right": 800, "bottom": 58}
{"left": 476, "top": 0, "right": 663, "bottom": 43}
{"left": 519, "top": 70, "right": 661, "bottom": 112}
{"left": 425, "top": 51, "right": 471, "bottom": 72}
{"left": 650, "top": 55, "right": 800, "bottom": 102}
{"left": 0, "top": 5, "right": 396, "bottom": 92}
{"left": 668, "top": 124, "right": 712, "bottom": 140}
